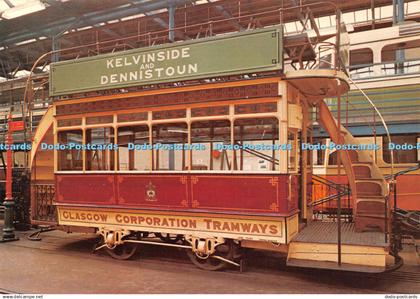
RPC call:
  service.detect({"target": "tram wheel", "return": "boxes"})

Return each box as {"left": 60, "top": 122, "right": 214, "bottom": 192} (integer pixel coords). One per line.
{"left": 155, "top": 233, "right": 183, "bottom": 243}
{"left": 186, "top": 240, "right": 234, "bottom": 271}
{"left": 106, "top": 242, "right": 138, "bottom": 260}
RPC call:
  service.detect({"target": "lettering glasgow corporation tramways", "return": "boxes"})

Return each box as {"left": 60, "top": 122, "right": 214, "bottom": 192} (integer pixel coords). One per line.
{"left": 60, "top": 209, "right": 282, "bottom": 237}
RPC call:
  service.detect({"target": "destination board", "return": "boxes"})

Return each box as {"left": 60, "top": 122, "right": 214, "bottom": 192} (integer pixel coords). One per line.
{"left": 50, "top": 26, "right": 283, "bottom": 96}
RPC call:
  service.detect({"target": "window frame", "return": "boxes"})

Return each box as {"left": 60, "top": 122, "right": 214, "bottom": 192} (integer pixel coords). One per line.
{"left": 54, "top": 99, "right": 295, "bottom": 174}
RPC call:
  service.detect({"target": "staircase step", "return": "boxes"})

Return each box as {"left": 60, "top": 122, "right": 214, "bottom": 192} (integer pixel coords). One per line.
{"left": 347, "top": 150, "right": 358, "bottom": 163}
{"left": 357, "top": 197, "right": 386, "bottom": 204}
{"left": 355, "top": 215, "right": 388, "bottom": 233}
{"left": 356, "top": 213, "right": 389, "bottom": 220}
{"left": 356, "top": 182, "right": 384, "bottom": 196}
{"left": 352, "top": 159, "right": 375, "bottom": 165}
{"left": 356, "top": 209, "right": 390, "bottom": 217}
{"left": 355, "top": 178, "right": 384, "bottom": 182}
{"left": 357, "top": 208, "right": 389, "bottom": 217}
{"left": 352, "top": 164, "right": 372, "bottom": 179}
{"left": 357, "top": 198, "right": 386, "bottom": 215}
{"left": 352, "top": 163, "right": 373, "bottom": 166}
{"left": 356, "top": 194, "right": 386, "bottom": 199}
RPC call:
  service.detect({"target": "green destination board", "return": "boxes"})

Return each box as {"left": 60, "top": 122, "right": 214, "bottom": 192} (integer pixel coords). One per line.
{"left": 50, "top": 26, "right": 283, "bottom": 96}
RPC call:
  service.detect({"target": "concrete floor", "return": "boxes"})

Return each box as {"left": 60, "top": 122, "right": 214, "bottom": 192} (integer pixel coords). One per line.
{"left": 0, "top": 229, "right": 419, "bottom": 294}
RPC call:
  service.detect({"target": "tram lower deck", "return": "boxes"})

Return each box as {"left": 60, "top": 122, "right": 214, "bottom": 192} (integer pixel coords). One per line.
{"left": 29, "top": 74, "right": 393, "bottom": 272}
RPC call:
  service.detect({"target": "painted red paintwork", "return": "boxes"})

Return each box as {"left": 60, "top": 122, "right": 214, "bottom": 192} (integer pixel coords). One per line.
{"left": 56, "top": 175, "right": 116, "bottom": 205}
{"left": 312, "top": 175, "right": 351, "bottom": 210}
{"left": 117, "top": 174, "right": 188, "bottom": 209}
{"left": 55, "top": 173, "right": 300, "bottom": 216}
{"left": 395, "top": 174, "right": 420, "bottom": 211}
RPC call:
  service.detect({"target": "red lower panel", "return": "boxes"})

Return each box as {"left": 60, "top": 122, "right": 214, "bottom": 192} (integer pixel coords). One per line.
{"left": 312, "top": 175, "right": 351, "bottom": 210}
{"left": 55, "top": 173, "right": 299, "bottom": 216}
{"left": 190, "top": 175, "right": 289, "bottom": 214}
{"left": 117, "top": 175, "right": 188, "bottom": 209}
{"left": 56, "top": 175, "right": 115, "bottom": 205}
{"left": 395, "top": 174, "right": 420, "bottom": 211}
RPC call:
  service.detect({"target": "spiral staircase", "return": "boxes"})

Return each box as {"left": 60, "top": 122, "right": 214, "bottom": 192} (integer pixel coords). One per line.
{"left": 317, "top": 100, "right": 390, "bottom": 232}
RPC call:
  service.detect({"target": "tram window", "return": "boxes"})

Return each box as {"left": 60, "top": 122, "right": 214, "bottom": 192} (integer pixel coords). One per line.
{"left": 234, "top": 118, "right": 279, "bottom": 171}
{"left": 383, "top": 135, "right": 418, "bottom": 164}
{"left": 117, "top": 125, "right": 151, "bottom": 171}
{"left": 191, "top": 106, "right": 229, "bottom": 117}
{"left": 328, "top": 150, "right": 338, "bottom": 165}
{"left": 152, "top": 123, "right": 188, "bottom": 171}
{"left": 191, "top": 120, "right": 231, "bottom": 171}
{"left": 418, "top": 137, "right": 420, "bottom": 162}
{"left": 117, "top": 112, "right": 148, "bottom": 123}
{"left": 57, "top": 130, "right": 83, "bottom": 171}
{"left": 350, "top": 48, "right": 373, "bottom": 68}
{"left": 13, "top": 151, "right": 25, "bottom": 168}
{"left": 86, "top": 115, "right": 113, "bottom": 125}
{"left": 312, "top": 138, "right": 326, "bottom": 165}
{"left": 57, "top": 118, "right": 82, "bottom": 127}
{"left": 152, "top": 109, "right": 186, "bottom": 120}
{"left": 234, "top": 102, "right": 277, "bottom": 114}
{"left": 288, "top": 131, "right": 299, "bottom": 172}
{"left": 86, "top": 127, "right": 115, "bottom": 171}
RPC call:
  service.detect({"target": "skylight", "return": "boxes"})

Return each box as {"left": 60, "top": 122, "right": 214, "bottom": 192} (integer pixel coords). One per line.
{"left": 0, "top": 0, "right": 46, "bottom": 20}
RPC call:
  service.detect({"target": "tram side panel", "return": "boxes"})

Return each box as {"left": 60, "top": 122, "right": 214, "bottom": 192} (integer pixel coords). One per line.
{"left": 55, "top": 173, "right": 299, "bottom": 214}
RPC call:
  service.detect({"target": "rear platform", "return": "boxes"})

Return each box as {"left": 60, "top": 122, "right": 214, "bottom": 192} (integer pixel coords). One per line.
{"left": 287, "top": 222, "right": 389, "bottom": 273}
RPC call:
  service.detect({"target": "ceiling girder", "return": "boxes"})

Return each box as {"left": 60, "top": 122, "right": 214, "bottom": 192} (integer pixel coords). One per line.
{"left": 1, "top": 0, "right": 195, "bottom": 47}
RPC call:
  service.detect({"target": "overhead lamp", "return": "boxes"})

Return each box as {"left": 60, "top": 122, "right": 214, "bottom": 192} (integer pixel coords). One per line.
{"left": 2, "top": 1, "right": 47, "bottom": 20}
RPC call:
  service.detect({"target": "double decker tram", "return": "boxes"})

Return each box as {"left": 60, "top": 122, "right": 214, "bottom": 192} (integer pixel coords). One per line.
{"left": 29, "top": 7, "right": 400, "bottom": 272}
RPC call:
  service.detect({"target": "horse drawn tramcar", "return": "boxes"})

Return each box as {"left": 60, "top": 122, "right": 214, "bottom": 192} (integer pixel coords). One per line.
{"left": 29, "top": 4, "right": 400, "bottom": 272}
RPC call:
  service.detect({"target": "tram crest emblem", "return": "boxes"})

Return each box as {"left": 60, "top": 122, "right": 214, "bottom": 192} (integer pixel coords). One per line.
{"left": 145, "top": 181, "right": 157, "bottom": 201}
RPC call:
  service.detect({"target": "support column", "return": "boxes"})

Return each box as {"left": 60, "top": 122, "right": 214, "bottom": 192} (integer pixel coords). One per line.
{"left": 1, "top": 114, "right": 18, "bottom": 242}
{"left": 395, "top": 0, "right": 405, "bottom": 74}
{"left": 52, "top": 34, "right": 60, "bottom": 63}
{"left": 168, "top": 4, "right": 175, "bottom": 42}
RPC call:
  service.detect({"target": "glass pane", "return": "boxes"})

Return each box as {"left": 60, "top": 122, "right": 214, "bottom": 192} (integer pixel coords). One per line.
{"left": 118, "top": 125, "right": 151, "bottom": 170}
{"left": 152, "top": 123, "right": 188, "bottom": 171}
{"left": 288, "top": 131, "right": 298, "bottom": 171}
{"left": 58, "top": 130, "right": 83, "bottom": 171}
{"left": 86, "top": 127, "right": 115, "bottom": 171}
{"left": 191, "top": 120, "right": 231, "bottom": 171}
{"left": 383, "top": 135, "right": 418, "bottom": 164}
{"left": 234, "top": 118, "right": 279, "bottom": 171}
{"left": 312, "top": 138, "right": 326, "bottom": 165}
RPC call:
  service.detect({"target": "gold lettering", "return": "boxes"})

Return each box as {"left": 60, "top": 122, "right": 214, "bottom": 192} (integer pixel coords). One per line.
{"left": 269, "top": 225, "right": 278, "bottom": 235}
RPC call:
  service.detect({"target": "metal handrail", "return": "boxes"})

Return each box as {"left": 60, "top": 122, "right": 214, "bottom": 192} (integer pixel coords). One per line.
{"left": 309, "top": 192, "right": 350, "bottom": 207}
{"left": 385, "top": 162, "right": 420, "bottom": 180}
{"left": 349, "top": 58, "right": 420, "bottom": 78}
{"left": 312, "top": 173, "right": 350, "bottom": 193}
